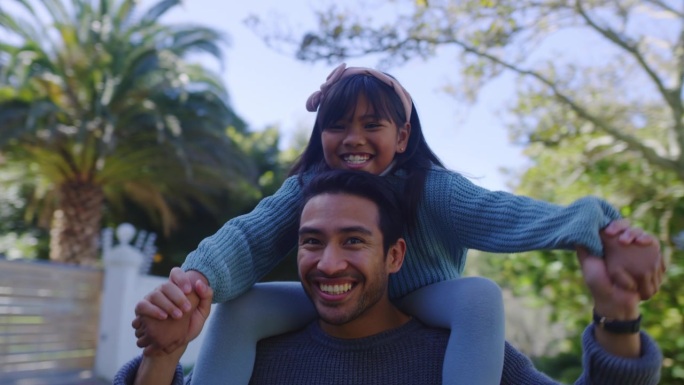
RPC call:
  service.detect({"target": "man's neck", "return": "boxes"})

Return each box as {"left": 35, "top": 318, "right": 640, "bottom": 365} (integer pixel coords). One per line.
{"left": 319, "top": 302, "right": 412, "bottom": 339}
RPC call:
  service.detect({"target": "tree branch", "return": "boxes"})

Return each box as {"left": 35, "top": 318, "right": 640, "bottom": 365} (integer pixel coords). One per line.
{"left": 643, "top": 0, "right": 684, "bottom": 18}
{"left": 575, "top": 0, "right": 684, "bottom": 167}
{"left": 446, "top": 38, "right": 682, "bottom": 179}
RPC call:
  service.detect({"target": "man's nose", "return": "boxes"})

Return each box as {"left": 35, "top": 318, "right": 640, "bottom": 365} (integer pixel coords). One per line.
{"left": 317, "top": 247, "right": 347, "bottom": 275}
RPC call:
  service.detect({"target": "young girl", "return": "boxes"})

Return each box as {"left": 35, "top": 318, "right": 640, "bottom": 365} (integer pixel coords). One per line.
{"left": 134, "top": 64, "right": 661, "bottom": 384}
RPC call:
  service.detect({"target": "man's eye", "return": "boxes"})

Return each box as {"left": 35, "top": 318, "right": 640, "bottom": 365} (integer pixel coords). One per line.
{"left": 345, "top": 237, "right": 363, "bottom": 245}
{"left": 300, "top": 238, "right": 320, "bottom": 245}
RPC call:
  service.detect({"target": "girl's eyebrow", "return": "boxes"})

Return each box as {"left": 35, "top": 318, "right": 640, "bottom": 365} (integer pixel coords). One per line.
{"left": 337, "top": 113, "right": 384, "bottom": 121}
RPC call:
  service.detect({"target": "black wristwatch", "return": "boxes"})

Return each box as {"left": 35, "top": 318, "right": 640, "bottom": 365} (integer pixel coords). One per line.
{"left": 593, "top": 309, "right": 641, "bottom": 334}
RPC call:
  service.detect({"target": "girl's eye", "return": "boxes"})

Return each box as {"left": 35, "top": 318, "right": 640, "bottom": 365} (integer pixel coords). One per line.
{"left": 365, "top": 122, "right": 382, "bottom": 129}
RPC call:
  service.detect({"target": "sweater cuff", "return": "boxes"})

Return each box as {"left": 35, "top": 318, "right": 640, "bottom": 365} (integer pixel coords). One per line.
{"left": 112, "top": 355, "right": 185, "bottom": 385}
{"left": 581, "top": 324, "right": 662, "bottom": 385}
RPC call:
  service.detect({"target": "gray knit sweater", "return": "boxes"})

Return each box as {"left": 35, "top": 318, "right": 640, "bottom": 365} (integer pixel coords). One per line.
{"left": 182, "top": 165, "right": 621, "bottom": 303}
{"left": 113, "top": 319, "right": 662, "bottom": 384}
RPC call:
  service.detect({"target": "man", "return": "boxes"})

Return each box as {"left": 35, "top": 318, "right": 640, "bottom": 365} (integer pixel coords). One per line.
{"left": 117, "top": 170, "right": 662, "bottom": 384}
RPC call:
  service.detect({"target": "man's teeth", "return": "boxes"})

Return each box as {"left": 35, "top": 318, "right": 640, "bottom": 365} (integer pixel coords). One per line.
{"left": 344, "top": 155, "right": 369, "bottom": 164}
{"left": 320, "top": 283, "right": 353, "bottom": 295}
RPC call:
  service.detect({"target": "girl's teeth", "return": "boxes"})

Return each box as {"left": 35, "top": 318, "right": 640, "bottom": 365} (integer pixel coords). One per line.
{"left": 345, "top": 155, "right": 369, "bottom": 164}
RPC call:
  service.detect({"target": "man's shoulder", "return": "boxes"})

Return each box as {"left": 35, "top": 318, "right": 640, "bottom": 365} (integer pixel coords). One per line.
{"left": 409, "top": 318, "right": 450, "bottom": 342}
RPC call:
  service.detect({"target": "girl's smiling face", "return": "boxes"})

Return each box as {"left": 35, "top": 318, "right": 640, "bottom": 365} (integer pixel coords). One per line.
{"left": 321, "top": 94, "right": 410, "bottom": 175}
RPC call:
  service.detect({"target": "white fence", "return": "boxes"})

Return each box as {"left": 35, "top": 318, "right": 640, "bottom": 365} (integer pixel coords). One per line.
{"left": 94, "top": 223, "right": 212, "bottom": 381}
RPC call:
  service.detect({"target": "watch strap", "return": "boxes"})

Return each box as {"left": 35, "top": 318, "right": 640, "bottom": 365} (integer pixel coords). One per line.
{"left": 593, "top": 309, "right": 641, "bottom": 334}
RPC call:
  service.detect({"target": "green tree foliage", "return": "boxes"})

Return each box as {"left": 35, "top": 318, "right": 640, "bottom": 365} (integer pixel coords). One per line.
{"left": 0, "top": 0, "right": 257, "bottom": 264}
{"left": 142, "top": 125, "right": 296, "bottom": 277}
{"left": 248, "top": 0, "right": 684, "bottom": 381}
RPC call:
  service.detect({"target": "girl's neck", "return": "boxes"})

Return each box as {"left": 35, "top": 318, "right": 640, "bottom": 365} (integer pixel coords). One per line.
{"left": 379, "top": 159, "right": 397, "bottom": 176}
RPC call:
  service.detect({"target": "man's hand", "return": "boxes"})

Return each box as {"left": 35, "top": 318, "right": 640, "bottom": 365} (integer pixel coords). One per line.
{"left": 601, "top": 220, "right": 665, "bottom": 300}
{"left": 133, "top": 279, "right": 213, "bottom": 356}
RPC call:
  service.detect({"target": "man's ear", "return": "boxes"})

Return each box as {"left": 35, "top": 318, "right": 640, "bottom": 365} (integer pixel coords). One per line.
{"left": 386, "top": 238, "right": 406, "bottom": 273}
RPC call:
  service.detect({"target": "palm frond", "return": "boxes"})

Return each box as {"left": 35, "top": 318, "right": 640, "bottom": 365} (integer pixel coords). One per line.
{"left": 140, "top": 0, "right": 181, "bottom": 25}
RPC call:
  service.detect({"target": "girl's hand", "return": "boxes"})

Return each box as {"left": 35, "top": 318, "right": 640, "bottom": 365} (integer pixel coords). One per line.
{"left": 603, "top": 219, "right": 655, "bottom": 246}
{"left": 134, "top": 267, "right": 207, "bottom": 320}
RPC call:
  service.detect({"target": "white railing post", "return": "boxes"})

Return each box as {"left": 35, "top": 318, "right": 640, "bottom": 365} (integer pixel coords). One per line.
{"left": 95, "top": 223, "right": 145, "bottom": 380}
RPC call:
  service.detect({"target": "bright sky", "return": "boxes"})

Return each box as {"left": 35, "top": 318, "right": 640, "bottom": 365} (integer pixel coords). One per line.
{"left": 163, "top": 0, "right": 528, "bottom": 192}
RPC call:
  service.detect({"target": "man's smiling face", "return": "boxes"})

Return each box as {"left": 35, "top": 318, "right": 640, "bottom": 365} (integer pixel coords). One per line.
{"left": 297, "top": 192, "right": 403, "bottom": 339}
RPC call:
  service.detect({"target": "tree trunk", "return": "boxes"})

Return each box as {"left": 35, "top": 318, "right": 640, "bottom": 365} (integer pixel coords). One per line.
{"left": 49, "top": 180, "right": 104, "bottom": 265}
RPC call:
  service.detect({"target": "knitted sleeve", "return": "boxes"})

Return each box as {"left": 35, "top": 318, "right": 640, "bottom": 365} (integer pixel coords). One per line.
{"left": 499, "top": 326, "right": 662, "bottom": 385}
{"left": 181, "top": 174, "right": 303, "bottom": 303}
{"left": 431, "top": 169, "right": 621, "bottom": 256}
{"left": 112, "top": 355, "right": 186, "bottom": 385}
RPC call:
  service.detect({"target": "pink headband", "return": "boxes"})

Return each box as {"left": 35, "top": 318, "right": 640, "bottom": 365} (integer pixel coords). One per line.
{"left": 305, "top": 63, "right": 413, "bottom": 123}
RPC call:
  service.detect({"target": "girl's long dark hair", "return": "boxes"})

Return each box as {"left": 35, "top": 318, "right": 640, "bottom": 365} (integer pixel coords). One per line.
{"left": 290, "top": 74, "right": 444, "bottom": 229}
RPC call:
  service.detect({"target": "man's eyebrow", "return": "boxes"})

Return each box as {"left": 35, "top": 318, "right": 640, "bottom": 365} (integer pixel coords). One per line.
{"left": 298, "top": 226, "right": 372, "bottom": 235}
{"left": 299, "top": 227, "right": 322, "bottom": 236}
{"left": 339, "top": 226, "right": 373, "bottom": 235}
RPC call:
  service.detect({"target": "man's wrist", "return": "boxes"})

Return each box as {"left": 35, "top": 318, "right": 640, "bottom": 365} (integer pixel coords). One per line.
{"left": 593, "top": 302, "right": 639, "bottom": 321}
{"left": 135, "top": 348, "right": 185, "bottom": 385}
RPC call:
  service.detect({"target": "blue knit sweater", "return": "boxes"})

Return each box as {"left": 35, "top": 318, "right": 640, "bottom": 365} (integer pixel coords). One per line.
{"left": 113, "top": 320, "right": 662, "bottom": 385}
{"left": 182, "top": 165, "right": 620, "bottom": 303}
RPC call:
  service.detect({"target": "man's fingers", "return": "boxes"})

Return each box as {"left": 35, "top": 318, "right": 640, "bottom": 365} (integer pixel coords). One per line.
{"left": 137, "top": 335, "right": 153, "bottom": 349}
{"left": 609, "top": 270, "right": 637, "bottom": 292}
{"left": 637, "top": 276, "right": 656, "bottom": 300}
{"left": 133, "top": 294, "right": 174, "bottom": 318}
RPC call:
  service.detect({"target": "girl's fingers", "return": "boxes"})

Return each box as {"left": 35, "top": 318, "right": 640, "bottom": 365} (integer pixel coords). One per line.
{"left": 604, "top": 219, "right": 630, "bottom": 236}
{"left": 160, "top": 282, "right": 192, "bottom": 313}
{"left": 634, "top": 232, "right": 655, "bottom": 246}
{"left": 617, "top": 228, "right": 642, "bottom": 244}
{"left": 170, "top": 267, "right": 192, "bottom": 294}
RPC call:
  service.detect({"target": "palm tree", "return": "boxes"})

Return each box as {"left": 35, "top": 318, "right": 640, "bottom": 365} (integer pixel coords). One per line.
{"left": 0, "top": 0, "right": 256, "bottom": 264}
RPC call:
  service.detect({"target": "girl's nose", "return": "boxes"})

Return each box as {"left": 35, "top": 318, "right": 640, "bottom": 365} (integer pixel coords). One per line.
{"left": 342, "top": 126, "right": 365, "bottom": 147}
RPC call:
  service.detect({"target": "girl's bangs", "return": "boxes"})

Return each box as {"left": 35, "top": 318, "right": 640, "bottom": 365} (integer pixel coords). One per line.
{"left": 317, "top": 76, "right": 402, "bottom": 128}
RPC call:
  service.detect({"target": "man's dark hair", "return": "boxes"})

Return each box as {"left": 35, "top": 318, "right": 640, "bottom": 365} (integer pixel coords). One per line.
{"left": 300, "top": 170, "right": 405, "bottom": 254}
